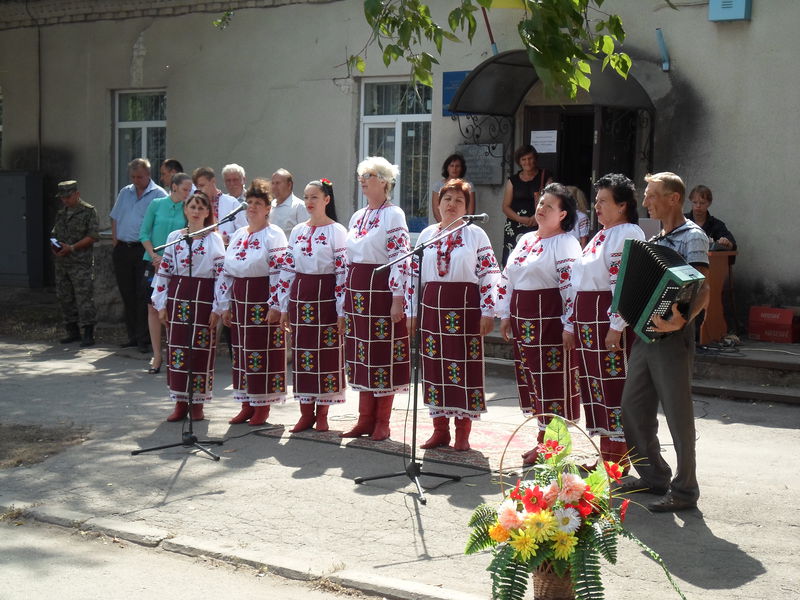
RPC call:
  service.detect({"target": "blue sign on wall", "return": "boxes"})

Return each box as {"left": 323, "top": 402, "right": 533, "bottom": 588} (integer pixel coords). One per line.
{"left": 442, "top": 70, "right": 472, "bottom": 116}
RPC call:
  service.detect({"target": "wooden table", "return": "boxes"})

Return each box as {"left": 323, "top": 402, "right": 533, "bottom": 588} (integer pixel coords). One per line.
{"left": 699, "top": 250, "right": 737, "bottom": 344}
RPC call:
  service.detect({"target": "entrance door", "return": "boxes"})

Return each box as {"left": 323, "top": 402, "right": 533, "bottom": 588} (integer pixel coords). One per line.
{"left": 523, "top": 105, "right": 652, "bottom": 230}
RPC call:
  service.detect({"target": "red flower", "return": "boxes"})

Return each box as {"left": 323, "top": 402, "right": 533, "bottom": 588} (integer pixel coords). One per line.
{"left": 535, "top": 439, "right": 564, "bottom": 460}
{"left": 620, "top": 498, "right": 630, "bottom": 523}
{"left": 522, "top": 486, "right": 546, "bottom": 513}
{"left": 510, "top": 479, "right": 523, "bottom": 501}
{"left": 604, "top": 461, "right": 623, "bottom": 482}
{"left": 567, "top": 498, "right": 593, "bottom": 518}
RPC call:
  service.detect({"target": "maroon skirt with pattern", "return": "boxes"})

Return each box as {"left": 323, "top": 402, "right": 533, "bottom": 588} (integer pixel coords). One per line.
{"left": 289, "top": 273, "right": 346, "bottom": 404}
{"left": 419, "top": 281, "right": 487, "bottom": 420}
{"left": 165, "top": 276, "right": 217, "bottom": 404}
{"left": 573, "top": 290, "right": 634, "bottom": 440}
{"left": 510, "top": 288, "right": 580, "bottom": 425}
{"left": 230, "top": 276, "right": 286, "bottom": 406}
{"left": 343, "top": 263, "right": 410, "bottom": 394}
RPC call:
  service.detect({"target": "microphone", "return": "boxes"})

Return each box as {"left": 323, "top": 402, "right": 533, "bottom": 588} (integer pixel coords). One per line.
{"left": 220, "top": 201, "right": 247, "bottom": 223}
{"left": 464, "top": 213, "right": 489, "bottom": 223}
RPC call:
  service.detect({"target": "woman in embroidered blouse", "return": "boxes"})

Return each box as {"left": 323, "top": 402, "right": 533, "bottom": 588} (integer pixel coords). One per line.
{"left": 497, "top": 183, "right": 582, "bottom": 465}
{"left": 431, "top": 153, "right": 476, "bottom": 222}
{"left": 341, "top": 156, "right": 411, "bottom": 442}
{"left": 140, "top": 172, "right": 192, "bottom": 374}
{"left": 277, "top": 179, "right": 348, "bottom": 434}
{"left": 563, "top": 173, "right": 645, "bottom": 470}
{"left": 152, "top": 191, "right": 225, "bottom": 422}
{"left": 407, "top": 179, "right": 499, "bottom": 451}
{"left": 212, "top": 179, "right": 288, "bottom": 427}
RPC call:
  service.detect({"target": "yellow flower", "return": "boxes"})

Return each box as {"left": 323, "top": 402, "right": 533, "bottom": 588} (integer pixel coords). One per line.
{"left": 552, "top": 530, "right": 578, "bottom": 560}
{"left": 523, "top": 509, "right": 557, "bottom": 543}
{"left": 509, "top": 528, "right": 539, "bottom": 561}
{"left": 489, "top": 522, "right": 510, "bottom": 543}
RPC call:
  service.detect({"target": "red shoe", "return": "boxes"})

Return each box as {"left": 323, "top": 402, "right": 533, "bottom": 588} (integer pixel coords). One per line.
{"left": 290, "top": 403, "right": 316, "bottom": 433}
{"left": 314, "top": 405, "right": 329, "bottom": 432}
{"left": 453, "top": 417, "right": 472, "bottom": 451}
{"left": 229, "top": 402, "right": 254, "bottom": 424}
{"left": 166, "top": 401, "right": 189, "bottom": 422}
{"left": 370, "top": 396, "right": 393, "bottom": 441}
{"left": 420, "top": 417, "right": 450, "bottom": 449}
{"left": 190, "top": 403, "right": 205, "bottom": 421}
{"left": 341, "top": 392, "right": 375, "bottom": 438}
{"left": 248, "top": 405, "right": 270, "bottom": 426}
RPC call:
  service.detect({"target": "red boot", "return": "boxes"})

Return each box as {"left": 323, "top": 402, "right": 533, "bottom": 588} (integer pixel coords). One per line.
{"left": 290, "top": 403, "right": 316, "bottom": 433}
{"left": 314, "top": 405, "right": 329, "bottom": 432}
{"left": 248, "top": 405, "right": 270, "bottom": 426}
{"left": 453, "top": 417, "right": 472, "bottom": 451}
{"left": 371, "top": 395, "right": 394, "bottom": 441}
{"left": 420, "top": 417, "right": 451, "bottom": 449}
{"left": 229, "top": 402, "right": 254, "bottom": 424}
{"left": 190, "top": 403, "right": 205, "bottom": 421}
{"left": 340, "top": 392, "right": 375, "bottom": 438}
{"left": 166, "top": 401, "right": 189, "bottom": 422}
{"left": 522, "top": 430, "right": 546, "bottom": 465}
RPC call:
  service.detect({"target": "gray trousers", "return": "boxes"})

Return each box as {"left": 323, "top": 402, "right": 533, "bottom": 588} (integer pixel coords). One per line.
{"left": 621, "top": 324, "right": 699, "bottom": 501}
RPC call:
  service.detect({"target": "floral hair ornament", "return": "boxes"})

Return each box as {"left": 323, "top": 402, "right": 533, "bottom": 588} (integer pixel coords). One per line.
{"left": 320, "top": 178, "right": 333, "bottom": 188}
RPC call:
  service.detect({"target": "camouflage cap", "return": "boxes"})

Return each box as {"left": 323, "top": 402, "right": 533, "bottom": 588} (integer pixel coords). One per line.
{"left": 56, "top": 180, "right": 78, "bottom": 196}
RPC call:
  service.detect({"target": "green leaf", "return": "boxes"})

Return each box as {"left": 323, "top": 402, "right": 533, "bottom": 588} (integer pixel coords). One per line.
{"left": 600, "top": 35, "right": 615, "bottom": 55}
{"left": 448, "top": 7, "right": 462, "bottom": 32}
{"left": 543, "top": 416, "right": 572, "bottom": 463}
{"left": 465, "top": 504, "right": 499, "bottom": 555}
{"left": 488, "top": 545, "right": 530, "bottom": 600}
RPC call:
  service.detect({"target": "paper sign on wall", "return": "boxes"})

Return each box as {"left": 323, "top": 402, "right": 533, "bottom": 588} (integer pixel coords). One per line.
{"left": 530, "top": 130, "right": 558, "bottom": 154}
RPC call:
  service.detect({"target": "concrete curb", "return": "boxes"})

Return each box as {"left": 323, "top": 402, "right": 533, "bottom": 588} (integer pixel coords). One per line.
{"left": 329, "top": 570, "right": 488, "bottom": 600}
{"left": 2, "top": 503, "right": 478, "bottom": 600}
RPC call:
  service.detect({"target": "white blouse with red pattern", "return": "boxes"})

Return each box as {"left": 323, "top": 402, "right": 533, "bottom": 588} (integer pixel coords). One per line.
{"left": 564, "top": 222, "right": 645, "bottom": 332}
{"left": 213, "top": 224, "right": 288, "bottom": 313}
{"left": 345, "top": 204, "right": 410, "bottom": 296}
{"left": 495, "top": 231, "right": 581, "bottom": 325}
{"left": 151, "top": 229, "right": 226, "bottom": 312}
{"left": 276, "top": 221, "right": 348, "bottom": 316}
{"left": 406, "top": 223, "right": 500, "bottom": 317}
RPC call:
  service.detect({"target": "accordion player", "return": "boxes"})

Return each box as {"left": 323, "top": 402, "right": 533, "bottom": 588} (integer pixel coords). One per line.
{"left": 611, "top": 239, "right": 706, "bottom": 343}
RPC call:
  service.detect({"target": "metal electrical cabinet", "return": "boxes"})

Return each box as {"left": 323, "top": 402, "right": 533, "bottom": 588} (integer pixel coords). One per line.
{"left": 0, "top": 171, "right": 44, "bottom": 287}
{"left": 709, "top": 0, "right": 752, "bottom": 22}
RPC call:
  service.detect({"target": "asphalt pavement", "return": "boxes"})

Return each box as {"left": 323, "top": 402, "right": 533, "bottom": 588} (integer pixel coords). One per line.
{"left": 0, "top": 337, "right": 798, "bottom": 599}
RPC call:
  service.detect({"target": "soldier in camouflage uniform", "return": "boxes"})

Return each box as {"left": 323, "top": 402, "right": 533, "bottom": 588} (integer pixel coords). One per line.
{"left": 51, "top": 180, "right": 100, "bottom": 346}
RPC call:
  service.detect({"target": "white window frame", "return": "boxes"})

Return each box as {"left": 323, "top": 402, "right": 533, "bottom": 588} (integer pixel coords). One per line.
{"left": 113, "top": 89, "right": 166, "bottom": 192}
{"left": 359, "top": 77, "right": 432, "bottom": 215}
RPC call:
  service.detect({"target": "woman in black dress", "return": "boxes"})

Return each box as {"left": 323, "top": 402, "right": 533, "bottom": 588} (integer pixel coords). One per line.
{"left": 501, "top": 144, "right": 553, "bottom": 266}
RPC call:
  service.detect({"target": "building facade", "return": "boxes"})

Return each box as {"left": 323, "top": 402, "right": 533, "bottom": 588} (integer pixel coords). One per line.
{"left": 1, "top": 0, "right": 797, "bottom": 319}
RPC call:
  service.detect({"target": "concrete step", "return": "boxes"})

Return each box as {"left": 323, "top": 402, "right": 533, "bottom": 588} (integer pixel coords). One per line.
{"left": 692, "top": 378, "right": 799, "bottom": 405}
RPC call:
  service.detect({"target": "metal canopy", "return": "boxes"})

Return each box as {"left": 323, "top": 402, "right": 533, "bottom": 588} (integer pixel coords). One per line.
{"left": 449, "top": 49, "right": 654, "bottom": 116}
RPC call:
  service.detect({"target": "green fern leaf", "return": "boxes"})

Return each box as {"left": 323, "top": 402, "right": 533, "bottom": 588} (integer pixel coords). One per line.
{"left": 488, "top": 545, "right": 530, "bottom": 600}
{"left": 593, "top": 519, "right": 618, "bottom": 564}
{"left": 570, "top": 530, "right": 605, "bottom": 600}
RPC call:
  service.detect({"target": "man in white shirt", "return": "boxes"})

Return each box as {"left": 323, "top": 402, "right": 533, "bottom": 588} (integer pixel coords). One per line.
{"left": 222, "top": 163, "right": 247, "bottom": 203}
{"left": 270, "top": 168, "right": 308, "bottom": 237}
{"left": 193, "top": 166, "right": 247, "bottom": 245}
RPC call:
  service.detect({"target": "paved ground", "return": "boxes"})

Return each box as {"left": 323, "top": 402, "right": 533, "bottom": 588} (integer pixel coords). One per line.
{"left": 1, "top": 337, "right": 798, "bottom": 599}
{"left": 0, "top": 520, "right": 361, "bottom": 600}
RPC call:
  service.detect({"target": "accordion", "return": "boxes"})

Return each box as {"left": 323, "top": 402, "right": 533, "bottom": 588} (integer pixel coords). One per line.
{"left": 611, "top": 239, "right": 706, "bottom": 343}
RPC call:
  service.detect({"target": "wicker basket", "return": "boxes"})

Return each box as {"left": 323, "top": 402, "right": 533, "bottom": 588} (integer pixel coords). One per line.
{"left": 533, "top": 565, "right": 575, "bottom": 600}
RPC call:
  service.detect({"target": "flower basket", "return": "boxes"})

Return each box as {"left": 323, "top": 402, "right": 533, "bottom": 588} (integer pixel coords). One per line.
{"left": 533, "top": 564, "right": 574, "bottom": 600}
{"left": 465, "top": 414, "right": 686, "bottom": 600}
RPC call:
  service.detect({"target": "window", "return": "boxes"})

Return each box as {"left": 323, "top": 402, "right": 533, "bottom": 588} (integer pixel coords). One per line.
{"left": 360, "top": 80, "right": 431, "bottom": 232}
{"left": 114, "top": 90, "right": 166, "bottom": 191}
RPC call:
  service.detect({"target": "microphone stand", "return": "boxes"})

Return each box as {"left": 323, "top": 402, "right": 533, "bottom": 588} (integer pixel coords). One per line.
{"left": 353, "top": 215, "right": 481, "bottom": 504}
{"left": 132, "top": 223, "right": 225, "bottom": 460}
